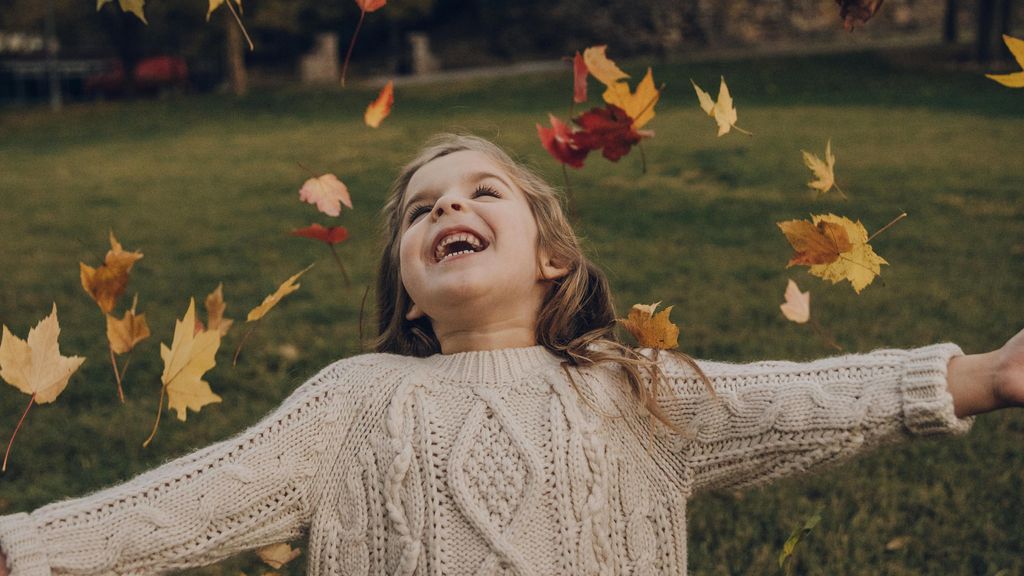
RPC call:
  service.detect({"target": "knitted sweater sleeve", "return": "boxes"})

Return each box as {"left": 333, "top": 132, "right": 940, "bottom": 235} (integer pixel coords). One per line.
{"left": 652, "top": 344, "right": 974, "bottom": 495}
{"left": 0, "top": 358, "right": 362, "bottom": 576}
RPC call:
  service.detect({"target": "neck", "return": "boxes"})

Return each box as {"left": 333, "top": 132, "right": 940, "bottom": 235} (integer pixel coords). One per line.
{"left": 434, "top": 320, "right": 537, "bottom": 354}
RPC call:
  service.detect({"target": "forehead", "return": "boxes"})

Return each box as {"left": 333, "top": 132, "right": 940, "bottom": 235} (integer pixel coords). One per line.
{"left": 406, "top": 150, "right": 512, "bottom": 196}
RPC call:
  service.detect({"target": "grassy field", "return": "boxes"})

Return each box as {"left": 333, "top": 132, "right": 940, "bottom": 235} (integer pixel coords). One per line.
{"left": 0, "top": 46, "right": 1022, "bottom": 575}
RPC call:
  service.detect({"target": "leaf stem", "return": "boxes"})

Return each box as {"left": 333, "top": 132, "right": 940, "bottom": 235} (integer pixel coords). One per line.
{"left": 233, "top": 321, "right": 260, "bottom": 366}
{"left": 358, "top": 283, "right": 371, "bottom": 353}
{"left": 866, "top": 211, "right": 908, "bottom": 243}
{"left": 224, "top": 0, "right": 254, "bottom": 51}
{"left": 3, "top": 393, "right": 35, "bottom": 472}
{"left": 328, "top": 244, "right": 352, "bottom": 288}
{"left": 340, "top": 10, "right": 367, "bottom": 88}
{"left": 142, "top": 386, "right": 166, "bottom": 448}
{"left": 109, "top": 345, "right": 125, "bottom": 403}
{"left": 810, "top": 317, "right": 843, "bottom": 351}
{"left": 832, "top": 181, "right": 848, "bottom": 200}
{"left": 638, "top": 141, "right": 648, "bottom": 175}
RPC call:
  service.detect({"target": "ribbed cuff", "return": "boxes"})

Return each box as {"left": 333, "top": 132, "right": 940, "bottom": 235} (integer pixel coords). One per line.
{"left": 901, "top": 343, "right": 974, "bottom": 436}
{"left": 0, "top": 512, "right": 49, "bottom": 576}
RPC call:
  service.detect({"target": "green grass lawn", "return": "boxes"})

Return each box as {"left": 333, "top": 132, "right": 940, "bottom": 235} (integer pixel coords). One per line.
{"left": 0, "top": 47, "right": 1022, "bottom": 575}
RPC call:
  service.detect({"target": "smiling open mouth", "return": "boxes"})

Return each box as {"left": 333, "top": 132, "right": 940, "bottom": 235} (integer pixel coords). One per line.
{"left": 434, "top": 231, "right": 488, "bottom": 262}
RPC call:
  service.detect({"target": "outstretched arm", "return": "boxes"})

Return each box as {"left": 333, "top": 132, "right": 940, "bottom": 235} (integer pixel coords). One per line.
{"left": 653, "top": 342, "right": 985, "bottom": 495}
{"left": 0, "top": 358, "right": 365, "bottom": 576}
{"left": 947, "top": 327, "right": 1024, "bottom": 417}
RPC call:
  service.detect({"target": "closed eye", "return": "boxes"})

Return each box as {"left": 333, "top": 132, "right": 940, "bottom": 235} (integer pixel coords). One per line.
{"left": 473, "top": 184, "right": 502, "bottom": 199}
{"left": 407, "top": 203, "right": 432, "bottom": 223}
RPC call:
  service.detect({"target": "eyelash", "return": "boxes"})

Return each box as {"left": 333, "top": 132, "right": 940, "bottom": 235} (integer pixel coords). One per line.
{"left": 406, "top": 185, "right": 502, "bottom": 223}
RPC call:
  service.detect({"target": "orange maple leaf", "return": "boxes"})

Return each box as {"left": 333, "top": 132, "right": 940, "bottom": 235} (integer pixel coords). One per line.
{"left": 80, "top": 230, "right": 143, "bottom": 314}
{"left": 364, "top": 80, "right": 394, "bottom": 128}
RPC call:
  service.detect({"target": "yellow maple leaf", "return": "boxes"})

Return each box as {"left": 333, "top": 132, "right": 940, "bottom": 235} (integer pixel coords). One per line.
{"left": 807, "top": 214, "right": 888, "bottom": 294}
{"left": 801, "top": 139, "right": 845, "bottom": 198}
{"left": 779, "top": 279, "right": 810, "bottom": 324}
{"left": 107, "top": 294, "right": 151, "bottom": 355}
{"left": 985, "top": 34, "right": 1024, "bottom": 88}
{"left": 160, "top": 298, "right": 222, "bottom": 422}
{"left": 690, "top": 76, "right": 752, "bottom": 137}
{"left": 204, "top": 283, "right": 234, "bottom": 337}
{"left": 777, "top": 218, "right": 853, "bottom": 267}
{"left": 619, "top": 302, "right": 679, "bottom": 350}
{"left": 602, "top": 68, "right": 659, "bottom": 129}
{"left": 0, "top": 304, "right": 85, "bottom": 404}
{"left": 582, "top": 45, "right": 630, "bottom": 87}
{"left": 256, "top": 543, "right": 302, "bottom": 569}
{"left": 80, "top": 230, "right": 144, "bottom": 314}
{"left": 247, "top": 264, "right": 314, "bottom": 322}
{"left": 96, "top": 0, "right": 148, "bottom": 24}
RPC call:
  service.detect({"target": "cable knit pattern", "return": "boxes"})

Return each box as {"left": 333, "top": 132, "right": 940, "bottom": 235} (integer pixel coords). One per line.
{"left": 0, "top": 344, "right": 972, "bottom": 576}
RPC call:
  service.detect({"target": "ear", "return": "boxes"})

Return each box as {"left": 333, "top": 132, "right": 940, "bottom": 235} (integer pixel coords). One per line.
{"left": 405, "top": 301, "right": 425, "bottom": 321}
{"left": 538, "top": 250, "right": 571, "bottom": 281}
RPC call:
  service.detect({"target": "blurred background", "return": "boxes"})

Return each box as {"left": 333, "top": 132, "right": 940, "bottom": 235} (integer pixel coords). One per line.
{"left": 2, "top": 0, "right": 1023, "bottom": 106}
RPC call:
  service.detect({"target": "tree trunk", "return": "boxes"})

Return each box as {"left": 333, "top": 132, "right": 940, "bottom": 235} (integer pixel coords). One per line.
{"left": 226, "top": 12, "right": 248, "bottom": 96}
{"left": 976, "top": 0, "right": 996, "bottom": 62}
{"left": 943, "top": 0, "right": 958, "bottom": 44}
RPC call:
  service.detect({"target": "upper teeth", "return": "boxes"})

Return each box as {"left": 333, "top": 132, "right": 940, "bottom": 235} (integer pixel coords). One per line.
{"left": 435, "top": 232, "right": 485, "bottom": 262}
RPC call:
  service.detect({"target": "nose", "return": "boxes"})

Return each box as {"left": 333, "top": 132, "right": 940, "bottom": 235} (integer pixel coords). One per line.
{"left": 432, "top": 196, "right": 463, "bottom": 219}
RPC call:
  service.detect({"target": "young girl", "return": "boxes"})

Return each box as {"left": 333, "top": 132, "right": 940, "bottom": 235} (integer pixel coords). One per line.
{"left": 0, "top": 133, "right": 1021, "bottom": 576}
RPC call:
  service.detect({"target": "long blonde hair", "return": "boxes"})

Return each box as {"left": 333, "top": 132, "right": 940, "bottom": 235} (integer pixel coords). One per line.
{"left": 375, "top": 133, "right": 711, "bottom": 437}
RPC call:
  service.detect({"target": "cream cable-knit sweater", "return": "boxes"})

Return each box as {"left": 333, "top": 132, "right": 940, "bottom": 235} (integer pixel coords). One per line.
{"left": 0, "top": 344, "right": 973, "bottom": 576}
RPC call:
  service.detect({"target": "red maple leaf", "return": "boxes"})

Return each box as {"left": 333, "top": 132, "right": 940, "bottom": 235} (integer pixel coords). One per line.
{"left": 571, "top": 104, "right": 651, "bottom": 162}
{"left": 573, "top": 51, "right": 588, "bottom": 104}
{"left": 290, "top": 224, "right": 349, "bottom": 245}
{"left": 537, "top": 113, "right": 589, "bottom": 168}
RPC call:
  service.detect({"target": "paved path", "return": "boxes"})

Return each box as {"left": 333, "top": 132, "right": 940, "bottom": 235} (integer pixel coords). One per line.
{"left": 359, "top": 31, "right": 944, "bottom": 88}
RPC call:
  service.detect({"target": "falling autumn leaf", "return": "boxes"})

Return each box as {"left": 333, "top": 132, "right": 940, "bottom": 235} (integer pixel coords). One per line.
{"left": 299, "top": 173, "right": 352, "bottom": 217}
{"left": 161, "top": 298, "right": 222, "bottom": 422}
{"left": 985, "top": 35, "right": 1024, "bottom": 88}
{"left": 802, "top": 139, "right": 846, "bottom": 198}
{"left": 573, "top": 51, "right": 588, "bottom": 104}
{"left": 204, "top": 283, "right": 234, "bottom": 337}
{"left": 364, "top": 80, "right": 394, "bottom": 128}
{"left": 96, "top": 0, "right": 148, "bottom": 24}
{"left": 340, "top": 0, "right": 388, "bottom": 87}
{"left": 691, "top": 77, "right": 752, "bottom": 137}
{"left": 234, "top": 264, "right": 314, "bottom": 365}
{"left": 781, "top": 214, "right": 889, "bottom": 293}
{"left": 80, "top": 230, "right": 144, "bottom": 314}
{"left": 571, "top": 104, "right": 651, "bottom": 162}
{"left": 780, "top": 279, "right": 810, "bottom": 324}
{"left": 257, "top": 543, "right": 302, "bottom": 569}
{"left": 144, "top": 298, "right": 221, "bottom": 447}
{"left": 247, "top": 264, "right": 314, "bottom": 322}
{"left": 1, "top": 305, "right": 85, "bottom": 404}
{"left": 291, "top": 224, "right": 349, "bottom": 246}
{"left": 291, "top": 225, "right": 352, "bottom": 286}
{"left": 107, "top": 294, "right": 151, "bottom": 355}
{"left": 777, "top": 218, "right": 853, "bottom": 267}
{"left": 537, "top": 113, "right": 589, "bottom": 168}
{"left": 601, "top": 68, "right": 660, "bottom": 129}
{"left": 1, "top": 304, "right": 85, "bottom": 470}
{"left": 836, "top": 0, "right": 885, "bottom": 30}
{"left": 619, "top": 302, "right": 679, "bottom": 350}
{"left": 582, "top": 45, "right": 629, "bottom": 87}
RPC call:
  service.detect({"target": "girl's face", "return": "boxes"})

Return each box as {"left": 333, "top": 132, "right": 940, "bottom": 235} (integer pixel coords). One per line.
{"left": 398, "top": 150, "right": 566, "bottom": 342}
